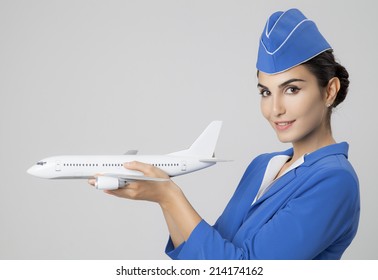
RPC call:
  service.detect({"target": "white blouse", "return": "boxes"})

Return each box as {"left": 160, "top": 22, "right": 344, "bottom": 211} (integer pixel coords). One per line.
{"left": 252, "top": 154, "right": 305, "bottom": 204}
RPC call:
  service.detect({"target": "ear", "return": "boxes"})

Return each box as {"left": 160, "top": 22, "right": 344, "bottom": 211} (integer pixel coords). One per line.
{"left": 325, "top": 77, "right": 340, "bottom": 107}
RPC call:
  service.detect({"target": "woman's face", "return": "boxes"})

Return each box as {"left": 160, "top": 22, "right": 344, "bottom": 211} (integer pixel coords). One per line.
{"left": 258, "top": 65, "right": 329, "bottom": 146}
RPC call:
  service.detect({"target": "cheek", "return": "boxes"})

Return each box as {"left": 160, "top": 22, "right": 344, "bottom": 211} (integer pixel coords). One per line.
{"left": 308, "top": 103, "right": 326, "bottom": 123}
{"left": 295, "top": 95, "right": 326, "bottom": 124}
{"left": 260, "top": 99, "right": 270, "bottom": 119}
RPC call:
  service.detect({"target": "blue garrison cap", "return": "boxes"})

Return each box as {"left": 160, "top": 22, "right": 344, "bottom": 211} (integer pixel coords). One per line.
{"left": 256, "top": 8, "right": 332, "bottom": 74}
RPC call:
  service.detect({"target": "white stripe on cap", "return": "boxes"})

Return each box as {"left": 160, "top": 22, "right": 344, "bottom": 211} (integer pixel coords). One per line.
{"left": 262, "top": 19, "right": 313, "bottom": 55}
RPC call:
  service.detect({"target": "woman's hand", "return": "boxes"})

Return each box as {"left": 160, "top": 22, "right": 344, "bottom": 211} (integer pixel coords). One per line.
{"left": 97, "top": 161, "right": 180, "bottom": 206}
{"left": 89, "top": 161, "right": 202, "bottom": 245}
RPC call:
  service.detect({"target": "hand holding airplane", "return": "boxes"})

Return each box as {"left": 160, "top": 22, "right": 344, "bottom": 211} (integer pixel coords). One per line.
{"left": 94, "top": 160, "right": 174, "bottom": 202}
{"left": 27, "top": 121, "right": 229, "bottom": 190}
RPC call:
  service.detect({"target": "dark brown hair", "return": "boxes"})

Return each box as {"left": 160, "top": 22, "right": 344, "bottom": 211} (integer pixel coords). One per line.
{"left": 302, "top": 49, "right": 350, "bottom": 108}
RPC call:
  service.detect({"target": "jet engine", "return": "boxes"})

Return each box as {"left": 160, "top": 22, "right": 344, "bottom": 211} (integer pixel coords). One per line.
{"left": 95, "top": 176, "right": 127, "bottom": 190}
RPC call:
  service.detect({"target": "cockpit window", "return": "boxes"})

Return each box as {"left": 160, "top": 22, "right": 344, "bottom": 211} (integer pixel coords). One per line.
{"left": 36, "top": 161, "right": 47, "bottom": 166}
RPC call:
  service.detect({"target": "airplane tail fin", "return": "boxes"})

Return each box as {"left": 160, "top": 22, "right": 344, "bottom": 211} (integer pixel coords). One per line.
{"left": 169, "top": 121, "right": 222, "bottom": 158}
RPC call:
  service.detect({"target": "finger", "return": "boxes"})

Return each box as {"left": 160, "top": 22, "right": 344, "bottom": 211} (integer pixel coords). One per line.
{"left": 104, "top": 188, "right": 127, "bottom": 198}
{"left": 88, "top": 178, "right": 96, "bottom": 186}
{"left": 104, "top": 185, "right": 138, "bottom": 199}
{"left": 104, "top": 189, "right": 119, "bottom": 196}
{"left": 123, "top": 161, "right": 151, "bottom": 173}
{"left": 124, "top": 161, "right": 168, "bottom": 178}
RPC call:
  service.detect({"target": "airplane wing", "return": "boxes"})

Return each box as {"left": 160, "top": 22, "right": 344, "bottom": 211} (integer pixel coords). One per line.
{"left": 95, "top": 173, "right": 169, "bottom": 190}
{"left": 101, "top": 173, "right": 169, "bottom": 182}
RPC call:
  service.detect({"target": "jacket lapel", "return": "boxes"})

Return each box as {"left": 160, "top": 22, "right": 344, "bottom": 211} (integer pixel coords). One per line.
{"left": 250, "top": 170, "right": 297, "bottom": 209}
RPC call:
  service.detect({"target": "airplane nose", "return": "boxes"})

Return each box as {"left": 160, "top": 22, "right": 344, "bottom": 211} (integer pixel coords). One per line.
{"left": 27, "top": 165, "right": 38, "bottom": 176}
{"left": 27, "top": 165, "right": 50, "bottom": 178}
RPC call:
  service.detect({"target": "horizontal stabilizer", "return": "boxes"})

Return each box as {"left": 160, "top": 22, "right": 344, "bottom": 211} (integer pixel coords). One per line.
{"left": 199, "top": 158, "right": 233, "bottom": 163}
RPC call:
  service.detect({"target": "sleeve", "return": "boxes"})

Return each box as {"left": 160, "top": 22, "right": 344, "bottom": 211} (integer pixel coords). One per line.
{"left": 165, "top": 219, "right": 246, "bottom": 259}
{"left": 165, "top": 154, "right": 267, "bottom": 259}
{"left": 165, "top": 168, "right": 359, "bottom": 260}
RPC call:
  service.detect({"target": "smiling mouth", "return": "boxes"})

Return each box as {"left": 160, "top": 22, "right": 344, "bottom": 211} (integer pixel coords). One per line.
{"left": 276, "top": 121, "right": 294, "bottom": 126}
{"left": 274, "top": 120, "right": 295, "bottom": 130}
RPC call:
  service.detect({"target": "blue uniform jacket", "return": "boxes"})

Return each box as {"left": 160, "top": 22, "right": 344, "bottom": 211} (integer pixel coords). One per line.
{"left": 166, "top": 142, "right": 360, "bottom": 259}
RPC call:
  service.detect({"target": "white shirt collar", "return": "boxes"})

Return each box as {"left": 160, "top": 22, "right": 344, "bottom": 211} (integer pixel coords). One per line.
{"left": 252, "top": 154, "right": 306, "bottom": 204}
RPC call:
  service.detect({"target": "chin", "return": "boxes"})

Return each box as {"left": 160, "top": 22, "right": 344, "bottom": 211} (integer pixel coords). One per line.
{"left": 275, "top": 133, "right": 294, "bottom": 143}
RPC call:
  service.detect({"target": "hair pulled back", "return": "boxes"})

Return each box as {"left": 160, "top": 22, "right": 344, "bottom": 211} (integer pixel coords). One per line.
{"left": 302, "top": 50, "right": 349, "bottom": 108}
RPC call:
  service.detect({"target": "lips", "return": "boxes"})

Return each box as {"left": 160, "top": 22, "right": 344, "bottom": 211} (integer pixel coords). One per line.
{"left": 274, "top": 120, "right": 295, "bottom": 131}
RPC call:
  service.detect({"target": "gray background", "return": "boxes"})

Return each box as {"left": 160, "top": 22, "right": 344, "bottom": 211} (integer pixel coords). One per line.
{"left": 1, "top": 0, "right": 377, "bottom": 259}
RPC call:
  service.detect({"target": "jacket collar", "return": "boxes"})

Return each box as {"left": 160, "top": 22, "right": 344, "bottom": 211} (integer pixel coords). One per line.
{"left": 278, "top": 142, "right": 349, "bottom": 167}
{"left": 248, "top": 142, "right": 349, "bottom": 211}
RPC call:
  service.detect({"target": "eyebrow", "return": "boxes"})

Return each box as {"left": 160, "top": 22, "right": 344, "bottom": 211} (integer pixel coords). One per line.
{"left": 257, "top": 78, "right": 306, "bottom": 89}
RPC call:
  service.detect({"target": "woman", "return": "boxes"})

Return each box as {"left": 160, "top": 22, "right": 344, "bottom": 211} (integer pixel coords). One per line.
{"left": 95, "top": 8, "right": 360, "bottom": 259}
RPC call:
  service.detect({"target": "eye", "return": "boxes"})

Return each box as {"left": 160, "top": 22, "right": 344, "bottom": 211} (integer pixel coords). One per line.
{"left": 259, "top": 89, "right": 271, "bottom": 97}
{"left": 284, "top": 86, "right": 300, "bottom": 95}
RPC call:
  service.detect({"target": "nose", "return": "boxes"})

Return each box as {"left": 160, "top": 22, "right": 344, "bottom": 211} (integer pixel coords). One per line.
{"left": 271, "top": 94, "right": 285, "bottom": 117}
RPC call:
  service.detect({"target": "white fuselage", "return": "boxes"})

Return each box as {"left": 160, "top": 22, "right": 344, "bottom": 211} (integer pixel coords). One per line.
{"left": 27, "top": 155, "right": 215, "bottom": 180}
{"left": 27, "top": 121, "right": 225, "bottom": 190}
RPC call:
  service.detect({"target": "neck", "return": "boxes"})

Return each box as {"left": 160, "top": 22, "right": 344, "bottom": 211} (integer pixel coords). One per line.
{"left": 291, "top": 128, "right": 335, "bottom": 162}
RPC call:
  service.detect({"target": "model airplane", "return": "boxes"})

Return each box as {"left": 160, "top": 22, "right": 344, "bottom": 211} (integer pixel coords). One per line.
{"left": 27, "top": 121, "right": 228, "bottom": 190}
